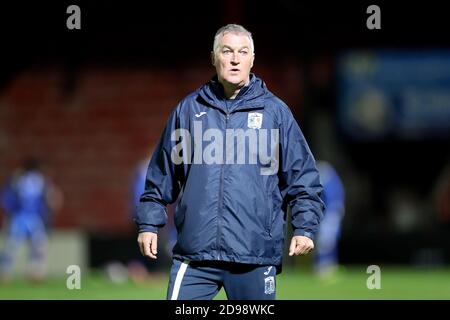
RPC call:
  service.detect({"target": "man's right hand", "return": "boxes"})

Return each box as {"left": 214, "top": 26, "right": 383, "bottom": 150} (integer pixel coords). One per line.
{"left": 137, "top": 232, "right": 158, "bottom": 259}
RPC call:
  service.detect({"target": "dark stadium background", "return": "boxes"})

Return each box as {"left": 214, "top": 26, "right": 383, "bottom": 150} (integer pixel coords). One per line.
{"left": 0, "top": 1, "right": 449, "bottom": 297}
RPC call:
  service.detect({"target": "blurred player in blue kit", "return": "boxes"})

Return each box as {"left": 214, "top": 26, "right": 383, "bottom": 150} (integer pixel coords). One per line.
{"left": 127, "top": 157, "right": 177, "bottom": 283}
{"left": 314, "top": 160, "right": 345, "bottom": 279}
{"left": 132, "top": 157, "right": 177, "bottom": 254}
{"left": 0, "top": 157, "right": 62, "bottom": 282}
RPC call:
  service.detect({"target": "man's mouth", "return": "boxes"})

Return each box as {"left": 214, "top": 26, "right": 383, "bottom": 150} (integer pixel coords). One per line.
{"left": 230, "top": 68, "right": 240, "bottom": 73}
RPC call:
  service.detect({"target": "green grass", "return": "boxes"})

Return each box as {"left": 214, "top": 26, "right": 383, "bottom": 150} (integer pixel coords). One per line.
{"left": 1, "top": 266, "right": 449, "bottom": 300}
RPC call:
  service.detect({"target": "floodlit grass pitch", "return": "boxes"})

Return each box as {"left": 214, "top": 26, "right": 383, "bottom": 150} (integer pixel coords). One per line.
{"left": 1, "top": 266, "right": 449, "bottom": 300}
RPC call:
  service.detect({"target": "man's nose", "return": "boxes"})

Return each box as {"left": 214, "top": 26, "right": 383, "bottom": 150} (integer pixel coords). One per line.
{"left": 230, "top": 53, "right": 240, "bottom": 64}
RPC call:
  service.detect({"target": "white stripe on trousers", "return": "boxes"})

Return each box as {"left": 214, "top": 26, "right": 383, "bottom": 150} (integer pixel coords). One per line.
{"left": 170, "top": 260, "right": 189, "bottom": 300}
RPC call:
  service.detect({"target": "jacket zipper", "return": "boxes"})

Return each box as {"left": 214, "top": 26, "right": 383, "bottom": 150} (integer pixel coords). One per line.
{"left": 216, "top": 111, "right": 230, "bottom": 260}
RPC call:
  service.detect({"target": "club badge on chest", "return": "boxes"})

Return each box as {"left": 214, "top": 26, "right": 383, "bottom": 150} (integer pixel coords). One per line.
{"left": 248, "top": 112, "right": 263, "bottom": 129}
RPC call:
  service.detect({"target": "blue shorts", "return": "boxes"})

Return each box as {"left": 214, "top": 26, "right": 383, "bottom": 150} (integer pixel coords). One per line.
{"left": 7, "top": 214, "right": 47, "bottom": 243}
{"left": 167, "top": 258, "right": 277, "bottom": 300}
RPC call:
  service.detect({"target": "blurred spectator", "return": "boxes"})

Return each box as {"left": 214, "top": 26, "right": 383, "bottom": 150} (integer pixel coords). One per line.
{"left": 0, "top": 157, "right": 63, "bottom": 282}
{"left": 124, "top": 157, "right": 152, "bottom": 283}
{"left": 126, "top": 156, "right": 176, "bottom": 283}
{"left": 314, "top": 160, "right": 345, "bottom": 280}
{"left": 434, "top": 160, "right": 450, "bottom": 226}
{"left": 132, "top": 156, "right": 177, "bottom": 254}
{"left": 131, "top": 158, "right": 151, "bottom": 222}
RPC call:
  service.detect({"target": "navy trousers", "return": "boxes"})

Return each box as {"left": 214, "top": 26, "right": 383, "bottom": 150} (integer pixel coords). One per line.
{"left": 167, "top": 258, "right": 277, "bottom": 300}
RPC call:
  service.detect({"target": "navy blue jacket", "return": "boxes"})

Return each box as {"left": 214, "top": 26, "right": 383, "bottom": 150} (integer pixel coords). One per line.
{"left": 135, "top": 74, "right": 324, "bottom": 269}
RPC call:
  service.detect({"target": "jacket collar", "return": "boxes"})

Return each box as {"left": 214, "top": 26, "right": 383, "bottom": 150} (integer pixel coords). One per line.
{"left": 198, "top": 73, "right": 266, "bottom": 114}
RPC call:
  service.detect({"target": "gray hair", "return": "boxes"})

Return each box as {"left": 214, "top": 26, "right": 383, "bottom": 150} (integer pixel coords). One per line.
{"left": 213, "top": 24, "right": 254, "bottom": 56}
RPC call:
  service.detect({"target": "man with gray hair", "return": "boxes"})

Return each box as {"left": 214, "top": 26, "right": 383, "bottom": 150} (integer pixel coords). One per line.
{"left": 135, "top": 24, "right": 324, "bottom": 300}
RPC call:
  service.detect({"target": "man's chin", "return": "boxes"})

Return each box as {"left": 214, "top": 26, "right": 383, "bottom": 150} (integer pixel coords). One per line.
{"left": 222, "top": 78, "right": 245, "bottom": 87}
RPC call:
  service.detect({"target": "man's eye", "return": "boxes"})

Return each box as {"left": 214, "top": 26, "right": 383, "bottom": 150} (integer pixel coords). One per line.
{"left": 223, "top": 50, "right": 231, "bottom": 54}
{"left": 240, "top": 51, "right": 248, "bottom": 55}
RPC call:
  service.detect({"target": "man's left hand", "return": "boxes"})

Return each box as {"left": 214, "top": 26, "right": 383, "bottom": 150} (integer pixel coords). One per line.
{"left": 289, "top": 236, "right": 314, "bottom": 256}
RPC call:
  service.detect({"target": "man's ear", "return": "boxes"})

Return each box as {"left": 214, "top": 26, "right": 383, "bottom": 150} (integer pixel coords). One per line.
{"left": 250, "top": 53, "right": 255, "bottom": 68}
{"left": 211, "top": 52, "right": 216, "bottom": 66}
